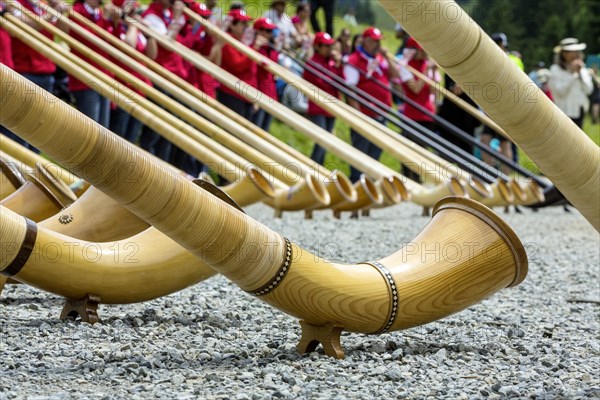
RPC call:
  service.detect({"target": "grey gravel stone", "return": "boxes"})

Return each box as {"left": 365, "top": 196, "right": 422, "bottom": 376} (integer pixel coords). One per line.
{"left": 0, "top": 203, "right": 598, "bottom": 399}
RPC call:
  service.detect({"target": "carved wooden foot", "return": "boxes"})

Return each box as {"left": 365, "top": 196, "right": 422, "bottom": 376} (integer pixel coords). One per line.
{"left": 0, "top": 276, "right": 7, "bottom": 297}
{"left": 350, "top": 211, "right": 359, "bottom": 219}
{"left": 60, "top": 294, "right": 101, "bottom": 324}
{"left": 332, "top": 210, "right": 341, "bottom": 219}
{"left": 361, "top": 209, "right": 371, "bottom": 217}
{"left": 297, "top": 320, "right": 345, "bottom": 359}
{"left": 304, "top": 210, "right": 313, "bottom": 220}
{"left": 421, "top": 206, "right": 431, "bottom": 217}
{"left": 274, "top": 209, "right": 283, "bottom": 219}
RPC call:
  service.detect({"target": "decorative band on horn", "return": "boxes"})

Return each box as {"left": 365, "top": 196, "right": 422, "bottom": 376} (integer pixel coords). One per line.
{"left": 363, "top": 261, "right": 399, "bottom": 333}
{"left": 2, "top": 218, "right": 37, "bottom": 277}
{"left": 249, "top": 238, "right": 293, "bottom": 297}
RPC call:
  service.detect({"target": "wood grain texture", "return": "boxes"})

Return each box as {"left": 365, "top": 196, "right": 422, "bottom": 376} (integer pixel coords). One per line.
{"left": 1, "top": 179, "right": 63, "bottom": 222}
{"left": 0, "top": 61, "right": 526, "bottom": 335}
{"left": 379, "top": 0, "right": 600, "bottom": 231}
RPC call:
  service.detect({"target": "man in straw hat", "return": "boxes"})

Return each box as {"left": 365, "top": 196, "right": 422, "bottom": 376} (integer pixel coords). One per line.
{"left": 549, "top": 38, "right": 594, "bottom": 128}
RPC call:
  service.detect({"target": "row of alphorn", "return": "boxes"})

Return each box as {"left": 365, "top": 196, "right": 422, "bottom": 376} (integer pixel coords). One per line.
{"left": 2, "top": 0, "right": 594, "bottom": 358}
{"left": 0, "top": 4, "right": 545, "bottom": 218}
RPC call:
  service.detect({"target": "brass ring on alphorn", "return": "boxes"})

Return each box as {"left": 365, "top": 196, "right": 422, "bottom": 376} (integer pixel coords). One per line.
{"left": 2, "top": 218, "right": 37, "bottom": 277}
{"left": 363, "top": 261, "right": 399, "bottom": 334}
{"left": 248, "top": 238, "right": 292, "bottom": 297}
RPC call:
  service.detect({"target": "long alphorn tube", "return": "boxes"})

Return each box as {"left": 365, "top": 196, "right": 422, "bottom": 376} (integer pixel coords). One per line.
{"left": 0, "top": 66, "right": 527, "bottom": 356}
{"left": 183, "top": 10, "right": 451, "bottom": 186}
{"left": 131, "top": 20, "right": 465, "bottom": 208}
{"left": 0, "top": 156, "right": 26, "bottom": 199}
{"left": 66, "top": 8, "right": 356, "bottom": 205}
{"left": 0, "top": 15, "right": 280, "bottom": 207}
{"left": 1, "top": 174, "right": 66, "bottom": 221}
{"left": 379, "top": 0, "right": 600, "bottom": 231}
{"left": 51, "top": 8, "right": 356, "bottom": 210}
{"left": 0, "top": 134, "right": 79, "bottom": 185}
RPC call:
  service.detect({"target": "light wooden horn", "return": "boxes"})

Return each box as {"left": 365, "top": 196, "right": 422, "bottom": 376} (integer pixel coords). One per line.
{"left": 0, "top": 65, "right": 527, "bottom": 358}
{"left": 379, "top": 0, "right": 600, "bottom": 231}
{"left": 61, "top": 8, "right": 357, "bottom": 209}
{"left": 0, "top": 156, "right": 26, "bottom": 199}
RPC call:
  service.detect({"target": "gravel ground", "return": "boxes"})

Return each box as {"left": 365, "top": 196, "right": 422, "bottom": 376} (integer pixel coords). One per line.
{"left": 1, "top": 202, "right": 599, "bottom": 399}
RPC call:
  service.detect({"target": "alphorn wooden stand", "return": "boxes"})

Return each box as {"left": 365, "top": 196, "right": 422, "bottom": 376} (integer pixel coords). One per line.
{"left": 297, "top": 321, "right": 345, "bottom": 359}
{"left": 60, "top": 294, "right": 101, "bottom": 324}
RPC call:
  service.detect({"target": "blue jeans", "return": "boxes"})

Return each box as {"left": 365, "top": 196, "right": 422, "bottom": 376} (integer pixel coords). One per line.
{"left": 0, "top": 73, "right": 54, "bottom": 153}
{"left": 349, "top": 116, "right": 386, "bottom": 182}
{"left": 72, "top": 89, "right": 110, "bottom": 128}
{"left": 308, "top": 115, "right": 335, "bottom": 166}
{"left": 252, "top": 109, "right": 274, "bottom": 132}
{"left": 110, "top": 107, "right": 143, "bottom": 144}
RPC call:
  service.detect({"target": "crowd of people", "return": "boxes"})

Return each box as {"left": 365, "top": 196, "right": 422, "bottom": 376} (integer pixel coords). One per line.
{"left": 0, "top": 0, "right": 598, "bottom": 182}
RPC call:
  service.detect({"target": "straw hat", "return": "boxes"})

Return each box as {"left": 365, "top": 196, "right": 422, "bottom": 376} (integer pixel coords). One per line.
{"left": 554, "top": 38, "right": 587, "bottom": 53}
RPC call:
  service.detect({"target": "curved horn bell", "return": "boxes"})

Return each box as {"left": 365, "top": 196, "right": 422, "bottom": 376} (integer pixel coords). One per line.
{"left": 0, "top": 156, "right": 26, "bottom": 199}
{"left": 0, "top": 66, "right": 528, "bottom": 357}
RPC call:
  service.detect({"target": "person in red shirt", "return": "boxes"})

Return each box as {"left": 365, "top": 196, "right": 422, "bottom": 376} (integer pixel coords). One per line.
{"left": 0, "top": 0, "right": 66, "bottom": 152}
{"left": 139, "top": 0, "right": 190, "bottom": 166}
{"left": 66, "top": 0, "right": 114, "bottom": 128}
{"left": 107, "top": 0, "right": 157, "bottom": 144}
{"left": 185, "top": 1, "right": 217, "bottom": 99}
{"left": 250, "top": 17, "right": 278, "bottom": 131}
{"left": 344, "top": 27, "right": 400, "bottom": 182}
{"left": 0, "top": 2, "right": 14, "bottom": 70}
{"left": 303, "top": 32, "right": 343, "bottom": 165}
{"left": 209, "top": 8, "right": 256, "bottom": 121}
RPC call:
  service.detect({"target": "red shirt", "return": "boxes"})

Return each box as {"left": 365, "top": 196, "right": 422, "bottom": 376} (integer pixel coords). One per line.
{"left": 187, "top": 24, "right": 217, "bottom": 98}
{"left": 347, "top": 50, "right": 392, "bottom": 118}
{"left": 0, "top": 27, "right": 13, "bottom": 69}
{"left": 401, "top": 59, "right": 435, "bottom": 122}
{"left": 218, "top": 33, "right": 256, "bottom": 101}
{"left": 254, "top": 43, "right": 279, "bottom": 101}
{"left": 68, "top": 2, "right": 113, "bottom": 92}
{"left": 303, "top": 53, "right": 344, "bottom": 117}
{"left": 142, "top": 3, "right": 188, "bottom": 80}
{"left": 112, "top": 24, "right": 153, "bottom": 97}
{"left": 11, "top": 0, "right": 55, "bottom": 74}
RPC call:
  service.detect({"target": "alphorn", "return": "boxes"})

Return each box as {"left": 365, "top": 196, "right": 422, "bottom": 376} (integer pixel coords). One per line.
{"left": 5, "top": 11, "right": 334, "bottom": 213}
{"left": 130, "top": 19, "right": 462, "bottom": 209}
{"left": 0, "top": 65, "right": 527, "bottom": 358}
{"left": 0, "top": 133, "right": 78, "bottom": 185}
{"left": 0, "top": 15, "right": 280, "bottom": 208}
{"left": 59, "top": 8, "right": 358, "bottom": 212}
{"left": 66, "top": 8, "right": 361, "bottom": 211}
{"left": 0, "top": 156, "right": 26, "bottom": 199}
{"left": 379, "top": 0, "right": 600, "bottom": 231}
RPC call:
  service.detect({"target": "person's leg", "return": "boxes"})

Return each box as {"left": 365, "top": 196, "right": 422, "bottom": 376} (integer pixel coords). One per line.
{"left": 139, "top": 125, "right": 161, "bottom": 154}
{"left": 309, "top": 115, "right": 327, "bottom": 165}
{"left": 480, "top": 133, "right": 495, "bottom": 166}
{"left": 260, "top": 112, "right": 273, "bottom": 132}
{"left": 500, "top": 140, "right": 513, "bottom": 176}
{"left": 73, "top": 89, "right": 101, "bottom": 122}
{"left": 109, "top": 107, "right": 129, "bottom": 138}
{"left": 124, "top": 116, "right": 144, "bottom": 144}
{"left": 154, "top": 136, "right": 172, "bottom": 162}
{"left": 252, "top": 108, "right": 265, "bottom": 128}
{"left": 309, "top": 0, "right": 321, "bottom": 33}
{"left": 97, "top": 96, "right": 111, "bottom": 129}
{"left": 349, "top": 129, "right": 370, "bottom": 182}
{"left": 323, "top": 0, "right": 335, "bottom": 35}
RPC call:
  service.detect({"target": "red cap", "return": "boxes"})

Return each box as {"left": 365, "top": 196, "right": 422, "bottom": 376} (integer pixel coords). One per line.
{"left": 291, "top": 15, "right": 301, "bottom": 24}
{"left": 404, "top": 36, "right": 423, "bottom": 51}
{"left": 253, "top": 17, "right": 276, "bottom": 31}
{"left": 190, "top": 2, "right": 212, "bottom": 18}
{"left": 314, "top": 32, "right": 335, "bottom": 46}
{"left": 363, "top": 27, "right": 383, "bottom": 41}
{"left": 111, "top": 0, "right": 139, "bottom": 9}
{"left": 228, "top": 9, "right": 253, "bottom": 22}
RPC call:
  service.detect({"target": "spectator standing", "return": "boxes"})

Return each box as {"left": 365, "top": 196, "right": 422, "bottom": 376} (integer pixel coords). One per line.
{"left": 589, "top": 65, "right": 600, "bottom": 125}
{"left": 334, "top": 28, "right": 352, "bottom": 60}
{"left": 69, "top": 0, "right": 114, "bottom": 128}
{"left": 344, "top": 27, "right": 400, "bottom": 182}
{"left": 309, "top": 0, "right": 334, "bottom": 35}
{"left": 251, "top": 17, "right": 279, "bottom": 131}
{"left": 263, "top": 0, "right": 295, "bottom": 50}
{"left": 186, "top": 1, "right": 217, "bottom": 99}
{"left": 291, "top": 1, "right": 312, "bottom": 56}
{"left": 0, "top": 0, "right": 66, "bottom": 152}
{"left": 209, "top": 9, "right": 257, "bottom": 120}
{"left": 303, "top": 32, "right": 344, "bottom": 165}
{"left": 342, "top": 7, "right": 357, "bottom": 27}
{"left": 108, "top": 0, "right": 157, "bottom": 144}
{"left": 204, "top": 0, "right": 222, "bottom": 24}
{"left": 549, "top": 38, "right": 594, "bottom": 128}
